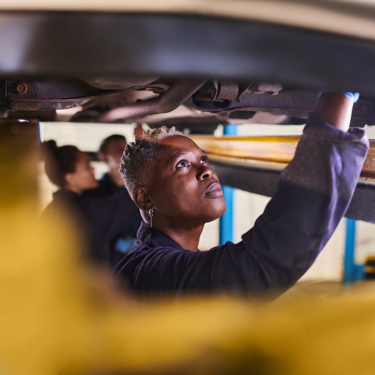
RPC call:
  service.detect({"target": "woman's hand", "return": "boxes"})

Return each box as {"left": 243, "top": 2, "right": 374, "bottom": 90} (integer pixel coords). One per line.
{"left": 313, "top": 92, "right": 359, "bottom": 132}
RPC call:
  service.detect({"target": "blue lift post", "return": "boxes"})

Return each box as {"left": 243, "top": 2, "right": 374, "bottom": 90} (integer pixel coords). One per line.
{"left": 219, "top": 124, "right": 237, "bottom": 245}
{"left": 343, "top": 218, "right": 364, "bottom": 285}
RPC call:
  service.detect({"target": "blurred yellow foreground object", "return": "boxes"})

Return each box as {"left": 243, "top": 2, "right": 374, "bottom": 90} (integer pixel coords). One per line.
{"left": 1, "top": 119, "right": 375, "bottom": 375}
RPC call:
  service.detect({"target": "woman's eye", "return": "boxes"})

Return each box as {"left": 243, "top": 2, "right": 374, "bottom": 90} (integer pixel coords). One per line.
{"left": 200, "top": 156, "right": 209, "bottom": 164}
{"left": 176, "top": 160, "right": 190, "bottom": 168}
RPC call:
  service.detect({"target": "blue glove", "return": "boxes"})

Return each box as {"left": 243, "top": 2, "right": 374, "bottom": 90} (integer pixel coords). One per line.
{"left": 318, "top": 91, "right": 359, "bottom": 103}
{"left": 341, "top": 92, "right": 360, "bottom": 103}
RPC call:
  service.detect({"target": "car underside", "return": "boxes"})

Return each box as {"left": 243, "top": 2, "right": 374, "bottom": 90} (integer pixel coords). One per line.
{"left": 2, "top": 77, "right": 375, "bottom": 132}
{"left": 1, "top": 3, "right": 375, "bottom": 131}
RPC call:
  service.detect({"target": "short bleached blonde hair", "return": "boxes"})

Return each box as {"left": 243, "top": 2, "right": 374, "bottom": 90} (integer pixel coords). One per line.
{"left": 120, "top": 126, "right": 185, "bottom": 197}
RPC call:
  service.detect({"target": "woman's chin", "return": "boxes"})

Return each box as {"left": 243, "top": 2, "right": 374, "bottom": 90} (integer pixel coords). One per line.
{"left": 203, "top": 199, "right": 227, "bottom": 222}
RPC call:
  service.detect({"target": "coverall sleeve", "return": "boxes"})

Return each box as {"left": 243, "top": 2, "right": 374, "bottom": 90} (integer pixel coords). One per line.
{"left": 205, "top": 115, "right": 369, "bottom": 296}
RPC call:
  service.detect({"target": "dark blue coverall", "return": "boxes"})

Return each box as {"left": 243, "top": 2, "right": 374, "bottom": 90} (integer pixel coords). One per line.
{"left": 83, "top": 172, "right": 124, "bottom": 198}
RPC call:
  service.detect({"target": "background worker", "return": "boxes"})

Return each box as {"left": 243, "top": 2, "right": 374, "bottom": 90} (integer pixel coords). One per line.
{"left": 40, "top": 141, "right": 99, "bottom": 259}
{"left": 85, "top": 134, "right": 127, "bottom": 198}
{"left": 83, "top": 133, "right": 143, "bottom": 265}
{"left": 85, "top": 126, "right": 144, "bottom": 198}
{"left": 114, "top": 92, "right": 368, "bottom": 297}
{"left": 41, "top": 141, "right": 142, "bottom": 267}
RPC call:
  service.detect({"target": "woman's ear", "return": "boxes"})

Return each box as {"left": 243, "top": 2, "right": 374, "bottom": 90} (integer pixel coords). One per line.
{"left": 133, "top": 187, "right": 152, "bottom": 212}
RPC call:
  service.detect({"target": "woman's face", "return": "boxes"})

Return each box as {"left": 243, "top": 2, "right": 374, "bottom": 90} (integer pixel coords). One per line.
{"left": 148, "top": 135, "right": 226, "bottom": 227}
{"left": 65, "top": 151, "right": 98, "bottom": 194}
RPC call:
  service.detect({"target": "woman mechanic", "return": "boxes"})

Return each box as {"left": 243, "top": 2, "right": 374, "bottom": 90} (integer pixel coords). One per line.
{"left": 114, "top": 92, "right": 369, "bottom": 297}
{"left": 41, "top": 141, "right": 142, "bottom": 266}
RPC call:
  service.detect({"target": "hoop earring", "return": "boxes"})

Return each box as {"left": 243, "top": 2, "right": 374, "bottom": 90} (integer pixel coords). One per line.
{"left": 148, "top": 207, "right": 154, "bottom": 227}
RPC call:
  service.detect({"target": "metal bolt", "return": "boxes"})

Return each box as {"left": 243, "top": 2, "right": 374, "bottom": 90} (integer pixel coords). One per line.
{"left": 16, "top": 82, "right": 28, "bottom": 94}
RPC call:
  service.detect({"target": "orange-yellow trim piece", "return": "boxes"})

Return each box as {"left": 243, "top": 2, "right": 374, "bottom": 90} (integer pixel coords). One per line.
{"left": 192, "top": 135, "right": 299, "bottom": 163}
{"left": 191, "top": 135, "right": 375, "bottom": 182}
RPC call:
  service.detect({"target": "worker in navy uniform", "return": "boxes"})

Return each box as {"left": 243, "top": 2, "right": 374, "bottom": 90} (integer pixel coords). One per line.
{"left": 40, "top": 142, "right": 99, "bottom": 259}
{"left": 82, "top": 133, "right": 143, "bottom": 264}
{"left": 40, "top": 142, "right": 141, "bottom": 267}
{"left": 114, "top": 92, "right": 369, "bottom": 297}
{"left": 84, "top": 134, "right": 127, "bottom": 198}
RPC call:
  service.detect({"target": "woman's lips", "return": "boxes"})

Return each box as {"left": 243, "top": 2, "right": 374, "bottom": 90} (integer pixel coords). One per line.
{"left": 205, "top": 182, "right": 223, "bottom": 197}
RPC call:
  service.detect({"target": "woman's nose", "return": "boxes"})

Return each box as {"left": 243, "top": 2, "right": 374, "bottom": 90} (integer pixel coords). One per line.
{"left": 197, "top": 165, "right": 213, "bottom": 180}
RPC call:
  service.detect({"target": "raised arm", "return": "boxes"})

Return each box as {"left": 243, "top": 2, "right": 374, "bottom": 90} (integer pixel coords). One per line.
{"left": 204, "top": 92, "right": 369, "bottom": 297}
